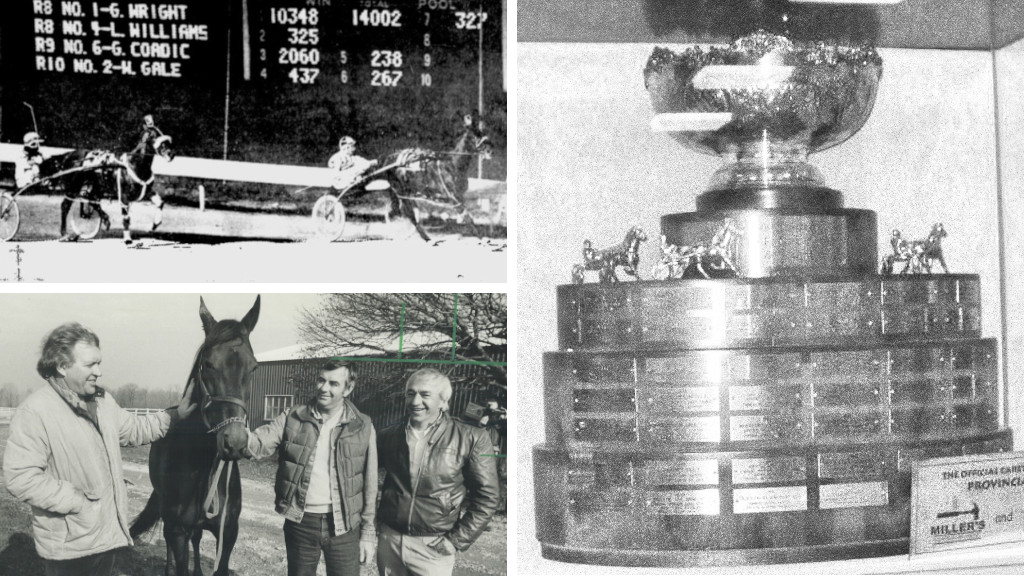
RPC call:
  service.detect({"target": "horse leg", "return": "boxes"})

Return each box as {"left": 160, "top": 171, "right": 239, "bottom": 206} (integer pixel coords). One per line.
{"left": 59, "top": 197, "right": 75, "bottom": 241}
{"left": 152, "top": 192, "right": 164, "bottom": 231}
{"left": 212, "top": 515, "right": 240, "bottom": 576}
{"left": 938, "top": 253, "right": 949, "bottom": 273}
{"left": 191, "top": 529, "right": 204, "bottom": 576}
{"left": 405, "top": 202, "right": 431, "bottom": 242}
{"left": 121, "top": 201, "right": 134, "bottom": 245}
{"left": 164, "top": 524, "right": 191, "bottom": 576}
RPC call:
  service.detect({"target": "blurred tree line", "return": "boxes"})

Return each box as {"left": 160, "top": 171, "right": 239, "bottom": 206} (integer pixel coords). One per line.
{"left": 0, "top": 381, "right": 183, "bottom": 408}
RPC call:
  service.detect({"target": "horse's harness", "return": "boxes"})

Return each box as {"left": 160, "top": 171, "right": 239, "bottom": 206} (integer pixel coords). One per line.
{"left": 193, "top": 359, "right": 248, "bottom": 568}
{"left": 194, "top": 359, "right": 249, "bottom": 433}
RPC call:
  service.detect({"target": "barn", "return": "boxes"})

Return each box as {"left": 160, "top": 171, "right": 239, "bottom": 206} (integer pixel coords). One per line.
{"left": 249, "top": 347, "right": 507, "bottom": 431}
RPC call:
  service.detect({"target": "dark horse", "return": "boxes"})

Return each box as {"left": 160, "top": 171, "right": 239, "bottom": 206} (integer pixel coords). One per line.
{"left": 39, "top": 133, "right": 175, "bottom": 244}
{"left": 130, "top": 296, "right": 259, "bottom": 576}
{"left": 379, "top": 114, "right": 493, "bottom": 241}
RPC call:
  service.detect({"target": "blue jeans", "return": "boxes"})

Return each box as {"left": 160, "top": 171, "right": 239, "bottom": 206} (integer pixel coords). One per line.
{"left": 43, "top": 548, "right": 119, "bottom": 576}
{"left": 284, "top": 512, "right": 360, "bottom": 576}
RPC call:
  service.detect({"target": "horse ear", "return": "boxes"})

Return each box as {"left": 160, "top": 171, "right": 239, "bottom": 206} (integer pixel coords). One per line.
{"left": 241, "top": 295, "right": 261, "bottom": 333}
{"left": 199, "top": 297, "right": 217, "bottom": 335}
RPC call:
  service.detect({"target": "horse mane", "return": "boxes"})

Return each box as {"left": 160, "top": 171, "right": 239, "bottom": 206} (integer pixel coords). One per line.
{"left": 185, "top": 319, "right": 250, "bottom": 405}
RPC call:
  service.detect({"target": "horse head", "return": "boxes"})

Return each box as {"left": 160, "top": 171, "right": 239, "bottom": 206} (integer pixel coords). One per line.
{"left": 457, "top": 115, "right": 493, "bottom": 161}
{"left": 931, "top": 222, "right": 947, "bottom": 240}
{"left": 628, "top": 226, "right": 648, "bottom": 246}
{"left": 152, "top": 134, "right": 176, "bottom": 162}
{"left": 193, "top": 295, "right": 260, "bottom": 461}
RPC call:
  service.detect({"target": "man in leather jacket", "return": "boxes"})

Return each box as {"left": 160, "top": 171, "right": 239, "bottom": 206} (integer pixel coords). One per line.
{"left": 376, "top": 369, "right": 499, "bottom": 576}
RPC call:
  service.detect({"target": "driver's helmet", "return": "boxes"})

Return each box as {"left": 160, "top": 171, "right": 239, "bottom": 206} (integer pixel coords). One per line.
{"left": 338, "top": 136, "right": 356, "bottom": 150}
{"left": 23, "top": 131, "right": 42, "bottom": 148}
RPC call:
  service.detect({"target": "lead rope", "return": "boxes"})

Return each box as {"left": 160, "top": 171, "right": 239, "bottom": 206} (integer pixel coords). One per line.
{"left": 202, "top": 457, "right": 235, "bottom": 569}
{"left": 201, "top": 414, "right": 246, "bottom": 569}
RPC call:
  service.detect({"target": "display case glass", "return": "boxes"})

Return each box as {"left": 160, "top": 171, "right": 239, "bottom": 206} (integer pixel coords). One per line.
{"left": 518, "top": 0, "right": 1024, "bottom": 571}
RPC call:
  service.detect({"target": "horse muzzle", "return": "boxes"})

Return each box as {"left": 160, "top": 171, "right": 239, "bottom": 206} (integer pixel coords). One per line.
{"left": 215, "top": 421, "right": 249, "bottom": 461}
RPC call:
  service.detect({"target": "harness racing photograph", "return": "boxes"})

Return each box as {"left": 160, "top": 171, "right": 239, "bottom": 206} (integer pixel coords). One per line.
{"left": 0, "top": 292, "right": 508, "bottom": 576}
{"left": 0, "top": 0, "right": 508, "bottom": 282}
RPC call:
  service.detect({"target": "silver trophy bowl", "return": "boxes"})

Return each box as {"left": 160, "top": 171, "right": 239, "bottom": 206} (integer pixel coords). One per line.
{"left": 645, "top": 31, "right": 882, "bottom": 209}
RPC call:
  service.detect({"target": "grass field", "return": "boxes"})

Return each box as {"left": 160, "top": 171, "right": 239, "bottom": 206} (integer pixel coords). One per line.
{"left": 0, "top": 426, "right": 507, "bottom": 576}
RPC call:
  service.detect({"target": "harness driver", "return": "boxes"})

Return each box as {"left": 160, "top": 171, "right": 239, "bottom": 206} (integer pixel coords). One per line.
{"left": 15, "top": 131, "right": 46, "bottom": 189}
{"left": 328, "top": 136, "right": 377, "bottom": 190}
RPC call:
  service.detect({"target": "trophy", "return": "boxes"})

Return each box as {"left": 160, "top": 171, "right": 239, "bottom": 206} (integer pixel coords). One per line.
{"left": 534, "top": 31, "right": 1011, "bottom": 566}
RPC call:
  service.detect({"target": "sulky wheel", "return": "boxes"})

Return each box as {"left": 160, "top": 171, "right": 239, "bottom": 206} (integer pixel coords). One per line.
{"left": 311, "top": 195, "right": 347, "bottom": 241}
{"left": 68, "top": 198, "right": 103, "bottom": 240}
{"left": 0, "top": 193, "right": 19, "bottom": 242}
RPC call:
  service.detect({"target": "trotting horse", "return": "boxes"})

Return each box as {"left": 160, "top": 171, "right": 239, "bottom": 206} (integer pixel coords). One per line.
{"left": 880, "top": 223, "right": 948, "bottom": 275}
{"left": 572, "top": 226, "right": 648, "bottom": 283}
{"left": 40, "top": 132, "right": 175, "bottom": 244}
{"left": 653, "top": 219, "right": 742, "bottom": 280}
{"left": 379, "top": 115, "right": 493, "bottom": 241}
{"left": 130, "top": 296, "right": 259, "bottom": 576}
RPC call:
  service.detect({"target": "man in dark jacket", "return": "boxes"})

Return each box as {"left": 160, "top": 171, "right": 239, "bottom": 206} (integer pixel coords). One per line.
{"left": 376, "top": 369, "right": 499, "bottom": 576}
{"left": 245, "top": 361, "right": 377, "bottom": 576}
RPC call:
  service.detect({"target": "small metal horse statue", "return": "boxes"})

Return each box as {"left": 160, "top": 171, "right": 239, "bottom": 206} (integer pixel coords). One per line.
{"left": 572, "top": 226, "right": 648, "bottom": 283}
{"left": 880, "top": 223, "right": 948, "bottom": 275}
{"left": 653, "top": 219, "right": 741, "bottom": 280}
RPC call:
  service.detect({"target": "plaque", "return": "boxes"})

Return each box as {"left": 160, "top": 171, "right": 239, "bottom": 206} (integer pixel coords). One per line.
{"left": 572, "top": 388, "right": 636, "bottom": 413}
{"left": 730, "top": 414, "right": 802, "bottom": 441}
{"left": 732, "top": 457, "right": 806, "bottom": 485}
{"left": 911, "top": 452, "right": 1024, "bottom": 555}
{"left": 641, "top": 459, "right": 719, "bottom": 486}
{"left": 646, "top": 489, "right": 720, "bottom": 516}
{"left": 818, "top": 452, "right": 887, "bottom": 479}
{"left": 645, "top": 387, "right": 719, "bottom": 413}
{"left": 733, "top": 486, "right": 808, "bottom": 514}
{"left": 818, "top": 481, "right": 889, "bottom": 509}
{"left": 573, "top": 418, "right": 638, "bottom": 442}
{"left": 729, "top": 385, "right": 801, "bottom": 411}
{"left": 648, "top": 416, "right": 721, "bottom": 443}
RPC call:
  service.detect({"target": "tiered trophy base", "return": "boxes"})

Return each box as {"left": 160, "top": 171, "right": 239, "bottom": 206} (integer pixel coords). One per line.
{"left": 534, "top": 429, "right": 1013, "bottom": 566}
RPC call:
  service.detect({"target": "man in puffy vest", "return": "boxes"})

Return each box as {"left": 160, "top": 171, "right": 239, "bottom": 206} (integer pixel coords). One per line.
{"left": 245, "top": 360, "right": 378, "bottom": 576}
{"left": 376, "top": 369, "right": 500, "bottom": 576}
{"left": 3, "top": 322, "right": 196, "bottom": 576}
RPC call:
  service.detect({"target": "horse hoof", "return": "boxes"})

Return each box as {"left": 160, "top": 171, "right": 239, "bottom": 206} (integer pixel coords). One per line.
{"left": 58, "top": 234, "right": 79, "bottom": 243}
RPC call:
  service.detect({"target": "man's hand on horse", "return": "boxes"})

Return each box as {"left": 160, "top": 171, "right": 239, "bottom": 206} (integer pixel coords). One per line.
{"left": 167, "top": 379, "right": 198, "bottom": 423}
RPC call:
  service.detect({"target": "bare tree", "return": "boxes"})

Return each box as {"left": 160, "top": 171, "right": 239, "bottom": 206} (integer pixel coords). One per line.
{"left": 298, "top": 294, "right": 507, "bottom": 386}
{"left": 110, "top": 382, "right": 148, "bottom": 408}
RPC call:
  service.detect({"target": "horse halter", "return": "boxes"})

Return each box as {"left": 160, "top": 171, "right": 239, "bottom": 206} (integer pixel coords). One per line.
{"left": 194, "top": 360, "right": 248, "bottom": 434}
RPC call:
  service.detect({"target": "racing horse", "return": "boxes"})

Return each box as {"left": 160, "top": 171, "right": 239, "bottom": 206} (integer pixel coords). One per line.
{"left": 130, "top": 296, "right": 259, "bottom": 576}
{"left": 40, "top": 132, "right": 174, "bottom": 244}
{"left": 379, "top": 115, "right": 493, "bottom": 241}
{"left": 572, "top": 226, "right": 648, "bottom": 283}
{"left": 880, "top": 223, "right": 948, "bottom": 275}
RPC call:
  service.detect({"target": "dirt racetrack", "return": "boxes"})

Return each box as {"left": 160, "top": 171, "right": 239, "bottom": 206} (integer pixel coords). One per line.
{"left": 0, "top": 197, "right": 507, "bottom": 282}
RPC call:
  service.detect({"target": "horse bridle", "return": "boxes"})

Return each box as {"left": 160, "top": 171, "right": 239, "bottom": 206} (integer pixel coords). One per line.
{"left": 194, "top": 360, "right": 248, "bottom": 434}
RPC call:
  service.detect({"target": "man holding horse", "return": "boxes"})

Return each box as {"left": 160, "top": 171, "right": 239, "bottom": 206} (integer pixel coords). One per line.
{"left": 3, "top": 322, "right": 197, "bottom": 576}
{"left": 376, "top": 369, "right": 500, "bottom": 576}
{"left": 244, "top": 360, "right": 378, "bottom": 576}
